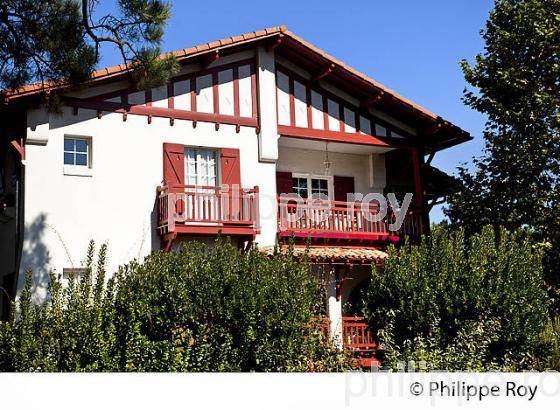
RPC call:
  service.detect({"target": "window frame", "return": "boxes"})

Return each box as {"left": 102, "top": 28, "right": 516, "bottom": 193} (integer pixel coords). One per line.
{"left": 291, "top": 173, "right": 333, "bottom": 201}
{"left": 184, "top": 147, "right": 220, "bottom": 188}
{"left": 63, "top": 135, "right": 93, "bottom": 177}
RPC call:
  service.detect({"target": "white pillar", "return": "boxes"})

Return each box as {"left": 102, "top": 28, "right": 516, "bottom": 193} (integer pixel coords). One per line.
{"left": 326, "top": 267, "right": 343, "bottom": 348}
{"left": 256, "top": 46, "right": 279, "bottom": 163}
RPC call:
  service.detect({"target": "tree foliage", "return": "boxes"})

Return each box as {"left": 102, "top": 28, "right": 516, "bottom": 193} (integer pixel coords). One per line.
{"left": 363, "top": 225, "right": 551, "bottom": 371}
{"left": 0, "top": 240, "right": 352, "bottom": 372}
{"left": 0, "top": 0, "right": 178, "bottom": 95}
{"left": 445, "top": 0, "right": 560, "bottom": 289}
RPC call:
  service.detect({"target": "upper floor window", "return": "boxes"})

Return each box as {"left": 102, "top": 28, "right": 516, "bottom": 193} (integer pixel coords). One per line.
{"left": 185, "top": 148, "right": 217, "bottom": 186}
{"left": 64, "top": 137, "right": 90, "bottom": 167}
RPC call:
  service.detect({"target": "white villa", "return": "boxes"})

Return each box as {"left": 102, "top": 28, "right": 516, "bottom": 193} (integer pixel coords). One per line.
{"left": 0, "top": 26, "right": 470, "bottom": 366}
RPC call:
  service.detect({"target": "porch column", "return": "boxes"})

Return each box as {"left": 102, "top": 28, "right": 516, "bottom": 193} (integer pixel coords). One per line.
{"left": 410, "top": 147, "right": 425, "bottom": 235}
{"left": 326, "top": 267, "right": 343, "bottom": 349}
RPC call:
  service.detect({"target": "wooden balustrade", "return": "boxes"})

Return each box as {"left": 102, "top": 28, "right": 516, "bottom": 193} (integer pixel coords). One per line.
{"left": 318, "top": 316, "right": 379, "bottom": 367}
{"left": 278, "top": 196, "right": 421, "bottom": 242}
{"left": 157, "top": 184, "right": 260, "bottom": 237}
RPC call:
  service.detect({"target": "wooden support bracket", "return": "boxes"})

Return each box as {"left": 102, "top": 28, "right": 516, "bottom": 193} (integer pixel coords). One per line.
{"left": 312, "top": 63, "right": 335, "bottom": 82}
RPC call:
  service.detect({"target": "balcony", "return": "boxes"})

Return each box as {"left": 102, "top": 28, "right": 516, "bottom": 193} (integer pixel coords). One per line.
{"left": 277, "top": 196, "right": 421, "bottom": 243}
{"left": 157, "top": 185, "right": 260, "bottom": 243}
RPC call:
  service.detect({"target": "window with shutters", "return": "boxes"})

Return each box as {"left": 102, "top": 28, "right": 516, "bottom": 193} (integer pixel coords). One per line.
{"left": 184, "top": 148, "right": 218, "bottom": 187}
{"left": 292, "top": 174, "right": 332, "bottom": 200}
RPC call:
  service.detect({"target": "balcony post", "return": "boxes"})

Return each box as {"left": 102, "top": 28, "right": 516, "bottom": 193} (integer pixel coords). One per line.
{"left": 410, "top": 147, "right": 425, "bottom": 235}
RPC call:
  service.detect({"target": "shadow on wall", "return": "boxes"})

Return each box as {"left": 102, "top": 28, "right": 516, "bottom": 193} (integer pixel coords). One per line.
{"left": 17, "top": 213, "right": 51, "bottom": 302}
{"left": 150, "top": 195, "right": 161, "bottom": 252}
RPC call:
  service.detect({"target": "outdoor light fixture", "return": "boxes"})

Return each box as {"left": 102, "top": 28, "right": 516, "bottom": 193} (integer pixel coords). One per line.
{"left": 323, "top": 142, "right": 332, "bottom": 175}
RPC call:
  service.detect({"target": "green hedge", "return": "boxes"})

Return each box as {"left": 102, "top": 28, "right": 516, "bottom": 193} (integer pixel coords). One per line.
{"left": 0, "top": 240, "right": 352, "bottom": 372}
{"left": 363, "top": 225, "right": 552, "bottom": 371}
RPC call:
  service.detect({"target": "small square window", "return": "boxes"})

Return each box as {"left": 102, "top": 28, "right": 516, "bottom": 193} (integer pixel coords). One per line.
{"left": 64, "top": 137, "right": 90, "bottom": 167}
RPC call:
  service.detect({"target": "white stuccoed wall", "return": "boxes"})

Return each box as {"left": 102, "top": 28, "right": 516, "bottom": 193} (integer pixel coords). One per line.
{"left": 20, "top": 114, "right": 278, "bottom": 301}
{"left": 277, "top": 146, "right": 386, "bottom": 196}
{"left": 18, "top": 49, "right": 284, "bottom": 300}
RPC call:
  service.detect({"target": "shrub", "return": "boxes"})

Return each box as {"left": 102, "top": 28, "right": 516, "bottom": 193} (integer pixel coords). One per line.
{"left": 364, "top": 225, "right": 551, "bottom": 371}
{"left": 0, "top": 239, "right": 352, "bottom": 372}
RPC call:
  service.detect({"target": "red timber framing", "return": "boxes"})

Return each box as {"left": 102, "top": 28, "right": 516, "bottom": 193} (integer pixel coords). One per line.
{"left": 275, "top": 64, "right": 409, "bottom": 147}
{"left": 65, "top": 60, "right": 258, "bottom": 132}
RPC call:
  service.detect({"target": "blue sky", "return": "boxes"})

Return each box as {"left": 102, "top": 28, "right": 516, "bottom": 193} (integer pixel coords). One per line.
{"left": 99, "top": 0, "right": 494, "bottom": 221}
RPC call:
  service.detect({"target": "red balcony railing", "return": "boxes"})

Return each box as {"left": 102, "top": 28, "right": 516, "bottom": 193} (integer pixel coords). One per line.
{"left": 319, "top": 316, "right": 379, "bottom": 367}
{"left": 157, "top": 185, "right": 260, "bottom": 237}
{"left": 278, "top": 196, "right": 421, "bottom": 242}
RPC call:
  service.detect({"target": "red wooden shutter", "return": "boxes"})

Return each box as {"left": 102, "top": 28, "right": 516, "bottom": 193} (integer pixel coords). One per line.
{"left": 163, "top": 143, "right": 185, "bottom": 191}
{"left": 276, "top": 172, "right": 293, "bottom": 195}
{"left": 334, "top": 175, "right": 355, "bottom": 202}
{"left": 220, "top": 148, "right": 241, "bottom": 187}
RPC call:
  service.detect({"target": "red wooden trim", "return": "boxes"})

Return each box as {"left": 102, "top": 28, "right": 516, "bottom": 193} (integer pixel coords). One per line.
{"left": 354, "top": 111, "right": 360, "bottom": 133}
{"left": 266, "top": 35, "right": 283, "bottom": 52}
{"left": 322, "top": 94, "right": 329, "bottom": 130}
{"left": 10, "top": 139, "right": 24, "bottom": 159}
{"left": 410, "top": 147, "right": 423, "bottom": 209}
{"left": 175, "top": 225, "right": 257, "bottom": 237}
{"left": 190, "top": 77, "right": 197, "bottom": 112}
{"left": 288, "top": 76, "right": 295, "bottom": 126}
{"left": 172, "top": 59, "right": 255, "bottom": 84}
{"left": 339, "top": 103, "right": 345, "bottom": 133}
{"left": 312, "top": 63, "right": 334, "bottom": 82}
{"left": 145, "top": 89, "right": 153, "bottom": 123}
{"left": 233, "top": 66, "right": 240, "bottom": 117}
{"left": 278, "top": 125, "right": 389, "bottom": 146}
{"left": 65, "top": 98, "right": 258, "bottom": 127}
{"left": 306, "top": 85, "right": 313, "bottom": 128}
{"left": 167, "top": 83, "right": 174, "bottom": 109}
{"left": 278, "top": 230, "right": 399, "bottom": 242}
{"left": 212, "top": 70, "right": 220, "bottom": 115}
{"left": 90, "top": 59, "right": 255, "bottom": 103}
{"left": 201, "top": 49, "right": 219, "bottom": 69}
{"left": 250, "top": 64, "right": 258, "bottom": 120}
{"left": 276, "top": 64, "right": 414, "bottom": 140}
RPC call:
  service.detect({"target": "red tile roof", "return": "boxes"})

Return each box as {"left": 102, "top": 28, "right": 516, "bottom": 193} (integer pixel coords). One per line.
{"left": 4, "top": 26, "right": 285, "bottom": 100}
{"left": 3, "top": 26, "right": 448, "bottom": 123}
{"left": 259, "top": 245, "right": 388, "bottom": 262}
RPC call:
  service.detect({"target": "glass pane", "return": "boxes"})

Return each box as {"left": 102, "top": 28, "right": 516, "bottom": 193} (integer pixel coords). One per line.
{"left": 75, "top": 139, "right": 87, "bottom": 153}
{"left": 293, "top": 178, "right": 307, "bottom": 190}
{"left": 64, "top": 138, "right": 74, "bottom": 151}
{"left": 64, "top": 152, "right": 74, "bottom": 165}
{"left": 75, "top": 154, "right": 87, "bottom": 166}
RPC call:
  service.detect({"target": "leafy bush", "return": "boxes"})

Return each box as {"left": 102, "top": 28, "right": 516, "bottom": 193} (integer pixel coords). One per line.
{"left": 364, "top": 225, "right": 551, "bottom": 371}
{"left": 0, "top": 240, "right": 352, "bottom": 372}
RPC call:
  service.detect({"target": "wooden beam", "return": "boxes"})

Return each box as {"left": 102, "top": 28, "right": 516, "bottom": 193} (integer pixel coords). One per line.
{"left": 312, "top": 63, "right": 335, "bottom": 82}
{"left": 360, "top": 91, "right": 384, "bottom": 109}
{"left": 64, "top": 97, "right": 258, "bottom": 128}
{"left": 9, "top": 139, "right": 24, "bottom": 159}
{"left": 422, "top": 122, "right": 443, "bottom": 136}
{"left": 266, "top": 34, "right": 284, "bottom": 52}
{"left": 200, "top": 49, "right": 219, "bottom": 69}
